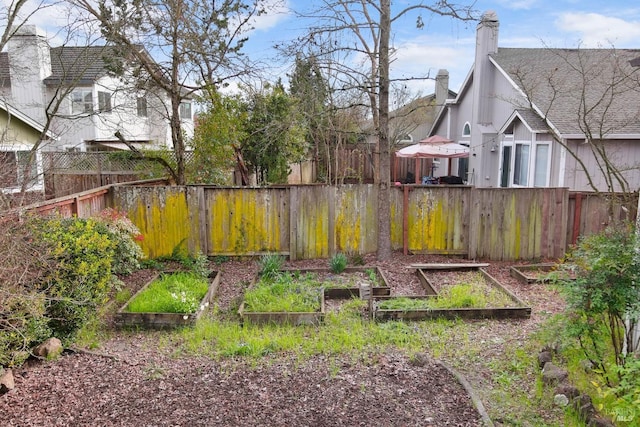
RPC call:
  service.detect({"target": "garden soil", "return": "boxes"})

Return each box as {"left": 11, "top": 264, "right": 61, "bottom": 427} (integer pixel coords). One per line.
{"left": 1, "top": 253, "right": 565, "bottom": 426}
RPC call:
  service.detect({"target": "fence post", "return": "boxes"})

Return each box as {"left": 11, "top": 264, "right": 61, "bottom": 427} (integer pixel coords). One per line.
{"left": 289, "top": 186, "right": 298, "bottom": 261}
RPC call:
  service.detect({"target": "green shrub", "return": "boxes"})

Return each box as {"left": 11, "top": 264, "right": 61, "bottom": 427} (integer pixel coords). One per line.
{"left": 96, "top": 208, "right": 144, "bottom": 275}
{"left": 329, "top": 253, "right": 348, "bottom": 273}
{"left": 558, "top": 224, "right": 640, "bottom": 372}
{"left": 31, "top": 216, "right": 118, "bottom": 339}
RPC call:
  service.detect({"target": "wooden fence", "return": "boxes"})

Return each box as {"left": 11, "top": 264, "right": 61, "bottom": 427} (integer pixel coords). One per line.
{"left": 16, "top": 183, "right": 638, "bottom": 261}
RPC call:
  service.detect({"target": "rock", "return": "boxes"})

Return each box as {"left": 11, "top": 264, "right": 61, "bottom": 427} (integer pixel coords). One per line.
{"left": 541, "top": 362, "right": 568, "bottom": 384}
{"left": 553, "top": 394, "right": 569, "bottom": 407}
{"left": 0, "top": 368, "right": 15, "bottom": 394}
{"left": 33, "top": 337, "right": 63, "bottom": 359}
{"left": 573, "top": 394, "right": 595, "bottom": 420}
{"left": 587, "top": 414, "right": 615, "bottom": 427}
{"left": 538, "top": 350, "right": 553, "bottom": 369}
{"left": 554, "top": 384, "right": 580, "bottom": 400}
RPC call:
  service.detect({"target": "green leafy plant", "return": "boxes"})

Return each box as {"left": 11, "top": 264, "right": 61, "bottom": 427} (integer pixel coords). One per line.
{"left": 125, "top": 272, "right": 209, "bottom": 314}
{"left": 32, "top": 216, "right": 118, "bottom": 339}
{"left": 96, "top": 208, "right": 145, "bottom": 275}
{"left": 329, "top": 252, "right": 348, "bottom": 273}
{"left": 258, "top": 253, "right": 285, "bottom": 280}
{"left": 557, "top": 224, "right": 640, "bottom": 374}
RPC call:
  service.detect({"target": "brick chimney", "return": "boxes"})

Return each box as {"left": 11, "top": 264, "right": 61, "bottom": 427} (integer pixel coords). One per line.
{"left": 7, "top": 26, "right": 51, "bottom": 124}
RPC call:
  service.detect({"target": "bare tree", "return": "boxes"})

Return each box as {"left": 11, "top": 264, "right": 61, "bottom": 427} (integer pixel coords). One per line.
{"left": 504, "top": 46, "right": 640, "bottom": 211}
{"left": 284, "top": 0, "right": 474, "bottom": 259}
{"left": 71, "top": 0, "right": 274, "bottom": 184}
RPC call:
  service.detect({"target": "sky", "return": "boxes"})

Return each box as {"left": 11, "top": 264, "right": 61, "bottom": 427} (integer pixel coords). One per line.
{"left": 21, "top": 0, "right": 640, "bottom": 101}
{"left": 239, "top": 0, "right": 640, "bottom": 99}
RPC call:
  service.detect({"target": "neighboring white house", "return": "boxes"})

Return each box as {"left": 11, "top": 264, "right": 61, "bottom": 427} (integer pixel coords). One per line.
{"left": 0, "top": 26, "right": 193, "bottom": 152}
{"left": 430, "top": 11, "right": 640, "bottom": 191}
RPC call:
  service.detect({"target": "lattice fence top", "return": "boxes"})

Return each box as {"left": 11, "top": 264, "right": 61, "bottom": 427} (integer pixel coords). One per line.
{"left": 44, "top": 151, "right": 194, "bottom": 172}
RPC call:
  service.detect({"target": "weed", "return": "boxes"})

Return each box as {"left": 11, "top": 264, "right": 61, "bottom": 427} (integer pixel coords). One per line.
{"left": 258, "top": 253, "right": 285, "bottom": 280}
{"left": 329, "top": 253, "right": 348, "bottom": 273}
{"left": 143, "top": 363, "right": 166, "bottom": 380}
{"left": 243, "top": 273, "right": 321, "bottom": 313}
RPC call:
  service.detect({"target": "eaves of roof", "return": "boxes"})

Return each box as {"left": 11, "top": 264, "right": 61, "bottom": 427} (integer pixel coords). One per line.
{"left": 490, "top": 47, "right": 640, "bottom": 136}
{"left": 0, "top": 100, "right": 56, "bottom": 139}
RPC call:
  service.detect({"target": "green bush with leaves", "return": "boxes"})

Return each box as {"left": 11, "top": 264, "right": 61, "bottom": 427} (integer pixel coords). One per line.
{"left": 31, "top": 216, "right": 118, "bottom": 339}
{"left": 96, "top": 208, "right": 145, "bottom": 275}
{"left": 558, "top": 224, "right": 640, "bottom": 373}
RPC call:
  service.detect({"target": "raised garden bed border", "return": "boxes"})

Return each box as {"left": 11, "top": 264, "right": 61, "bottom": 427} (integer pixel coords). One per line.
{"left": 238, "top": 293, "right": 326, "bottom": 326}
{"left": 375, "top": 263, "right": 531, "bottom": 321}
{"left": 509, "top": 263, "right": 560, "bottom": 284}
{"left": 280, "top": 266, "right": 392, "bottom": 299}
{"left": 114, "top": 270, "right": 220, "bottom": 329}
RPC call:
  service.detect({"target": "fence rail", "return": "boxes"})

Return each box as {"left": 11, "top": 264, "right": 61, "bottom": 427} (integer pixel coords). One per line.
{"left": 15, "top": 183, "right": 638, "bottom": 261}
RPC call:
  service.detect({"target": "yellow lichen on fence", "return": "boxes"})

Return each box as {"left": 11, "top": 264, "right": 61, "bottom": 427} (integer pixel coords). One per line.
{"left": 130, "top": 189, "right": 191, "bottom": 259}
{"left": 207, "top": 188, "right": 287, "bottom": 255}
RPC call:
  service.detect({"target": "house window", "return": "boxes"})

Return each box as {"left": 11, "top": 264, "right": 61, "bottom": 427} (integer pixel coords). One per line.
{"left": 71, "top": 89, "right": 93, "bottom": 114}
{"left": 462, "top": 122, "right": 471, "bottom": 137}
{"left": 179, "top": 102, "right": 191, "bottom": 119}
{"left": 533, "top": 144, "right": 550, "bottom": 187}
{"left": 137, "top": 97, "right": 148, "bottom": 117}
{"left": 513, "top": 143, "right": 530, "bottom": 186}
{"left": 98, "top": 91, "right": 112, "bottom": 112}
{"left": 0, "top": 151, "right": 38, "bottom": 187}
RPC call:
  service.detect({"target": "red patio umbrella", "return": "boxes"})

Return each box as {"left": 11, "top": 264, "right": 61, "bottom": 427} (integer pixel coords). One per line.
{"left": 394, "top": 135, "right": 469, "bottom": 183}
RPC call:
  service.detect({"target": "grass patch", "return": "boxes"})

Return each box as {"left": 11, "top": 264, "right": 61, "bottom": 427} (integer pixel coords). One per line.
{"left": 243, "top": 272, "right": 322, "bottom": 313}
{"left": 378, "top": 281, "right": 514, "bottom": 310}
{"left": 124, "top": 272, "right": 209, "bottom": 314}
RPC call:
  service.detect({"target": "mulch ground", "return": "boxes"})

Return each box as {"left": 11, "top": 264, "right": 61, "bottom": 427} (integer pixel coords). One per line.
{"left": 1, "top": 253, "right": 565, "bottom": 426}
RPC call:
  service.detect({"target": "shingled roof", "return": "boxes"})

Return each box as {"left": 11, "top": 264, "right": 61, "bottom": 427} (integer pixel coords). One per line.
{"left": 43, "top": 45, "right": 123, "bottom": 85}
{"left": 491, "top": 48, "right": 640, "bottom": 136}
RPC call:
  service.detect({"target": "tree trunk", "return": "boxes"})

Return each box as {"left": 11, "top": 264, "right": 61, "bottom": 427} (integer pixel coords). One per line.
{"left": 376, "top": 0, "right": 392, "bottom": 260}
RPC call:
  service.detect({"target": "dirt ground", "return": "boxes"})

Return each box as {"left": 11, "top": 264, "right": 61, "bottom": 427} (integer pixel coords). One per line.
{"left": 1, "top": 253, "right": 565, "bottom": 426}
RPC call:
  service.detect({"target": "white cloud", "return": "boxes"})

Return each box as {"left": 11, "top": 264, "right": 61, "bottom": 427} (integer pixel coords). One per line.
{"left": 555, "top": 12, "right": 640, "bottom": 47}
{"left": 250, "top": 0, "right": 291, "bottom": 32}
{"left": 392, "top": 36, "right": 475, "bottom": 95}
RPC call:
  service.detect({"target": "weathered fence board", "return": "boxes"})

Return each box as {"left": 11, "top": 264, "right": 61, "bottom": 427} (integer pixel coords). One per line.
{"left": 290, "top": 186, "right": 330, "bottom": 259}
{"left": 334, "top": 185, "right": 378, "bottom": 255}
{"left": 392, "top": 186, "right": 469, "bottom": 255}
{"left": 113, "top": 186, "right": 195, "bottom": 258}
{"left": 20, "top": 183, "right": 634, "bottom": 261}
{"left": 567, "top": 192, "right": 638, "bottom": 245}
{"left": 206, "top": 187, "right": 289, "bottom": 256}
{"left": 468, "top": 188, "right": 568, "bottom": 260}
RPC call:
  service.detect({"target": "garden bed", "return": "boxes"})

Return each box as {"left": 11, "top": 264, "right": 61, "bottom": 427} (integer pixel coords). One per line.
{"left": 375, "top": 264, "right": 530, "bottom": 321}
{"left": 114, "top": 270, "right": 220, "bottom": 329}
{"left": 509, "top": 263, "right": 570, "bottom": 284}
{"left": 282, "top": 266, "right": 391, "bottom": 299}
{"left": 239, "top": 271, "right": 326, "bottom": 325}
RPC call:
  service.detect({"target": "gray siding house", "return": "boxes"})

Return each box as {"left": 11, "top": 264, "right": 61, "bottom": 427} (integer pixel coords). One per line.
{"left": 431, "top": 11, "right": 640, "bottom": 191}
